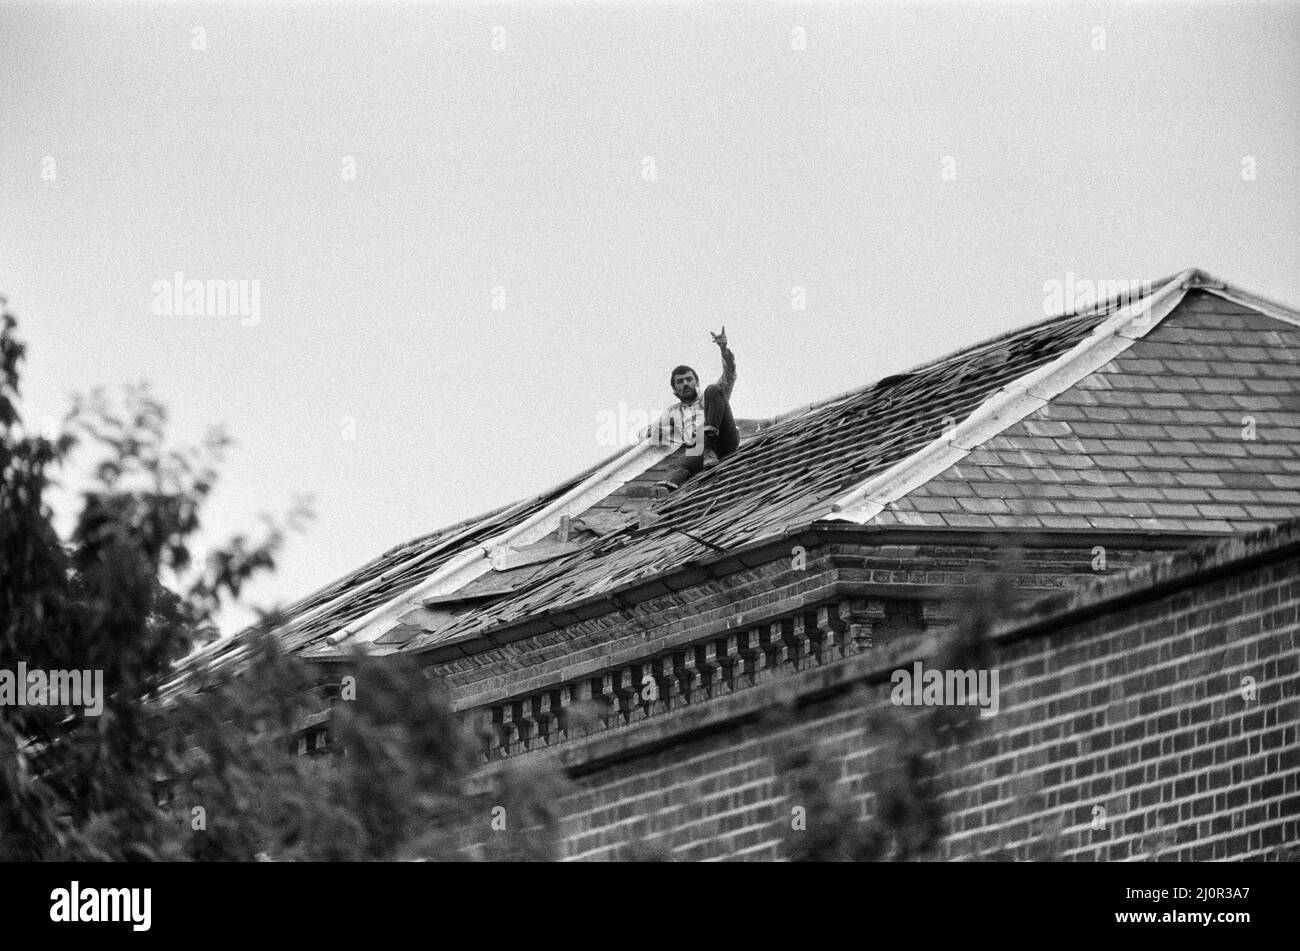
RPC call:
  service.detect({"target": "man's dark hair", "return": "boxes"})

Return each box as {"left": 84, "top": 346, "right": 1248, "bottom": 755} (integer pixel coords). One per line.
{"left": 670, "top": 365, "right": 696, "bottom": 385}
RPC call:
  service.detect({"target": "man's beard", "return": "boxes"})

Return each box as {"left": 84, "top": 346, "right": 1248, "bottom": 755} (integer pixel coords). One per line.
{"left": 680, "top": 387, "right": 697, "bottom": 402}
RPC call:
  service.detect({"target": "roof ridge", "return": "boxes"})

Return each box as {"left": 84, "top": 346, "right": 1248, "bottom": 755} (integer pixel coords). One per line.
{"left": 755, "top": 270, "right": 1186, "bottom": 429}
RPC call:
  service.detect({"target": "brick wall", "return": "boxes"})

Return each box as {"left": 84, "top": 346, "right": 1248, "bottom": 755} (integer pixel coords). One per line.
{"left": 491, "top": 525, "right": 1300, "bottom": 861}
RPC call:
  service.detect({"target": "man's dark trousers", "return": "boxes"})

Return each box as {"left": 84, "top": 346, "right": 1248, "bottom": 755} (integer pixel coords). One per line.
{"left": 662, "top": 384, "right": 739, "bottom": 488}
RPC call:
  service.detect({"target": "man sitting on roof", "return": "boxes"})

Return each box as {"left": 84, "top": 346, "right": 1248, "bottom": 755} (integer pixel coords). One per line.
{"left": 653, "top": 328, "right": 739, "bottom": 491}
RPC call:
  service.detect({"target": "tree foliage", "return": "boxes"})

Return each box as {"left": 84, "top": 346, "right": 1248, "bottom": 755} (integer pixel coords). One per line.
{"left": 0, "top": 298, "right": 560, "bottom": 861}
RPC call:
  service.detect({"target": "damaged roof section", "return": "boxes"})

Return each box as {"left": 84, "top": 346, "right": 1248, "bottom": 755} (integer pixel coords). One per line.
{"left": 386, "top": 279, "right": 1170, "bottom": 656}
{"left": 238, "top": 268, "right": 1300, "bottom": 666}
{"left": 211, "top": 491, "right": 560, "bottom": 659}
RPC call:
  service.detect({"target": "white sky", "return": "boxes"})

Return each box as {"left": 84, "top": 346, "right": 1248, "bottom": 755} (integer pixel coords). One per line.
{"left": 3, "top": 0, "right": 1298, "bottom": 634}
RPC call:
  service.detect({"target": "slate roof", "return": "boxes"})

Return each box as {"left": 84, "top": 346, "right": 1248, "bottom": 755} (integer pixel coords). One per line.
{"left": 874, "top": 293, "right": 1300, "bottom": 533}
{"left": 222, "top": 268, "right": 1300, "bottom": 664}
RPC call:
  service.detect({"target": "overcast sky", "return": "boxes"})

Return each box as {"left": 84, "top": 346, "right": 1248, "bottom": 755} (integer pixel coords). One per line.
{"left": 3, "top": 0, "right": 1298, "bottom": 634}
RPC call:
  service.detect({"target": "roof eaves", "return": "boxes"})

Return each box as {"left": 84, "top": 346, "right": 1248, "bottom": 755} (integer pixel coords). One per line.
{"left": 388, "top": 521, "right": 1217, "bottom": 665}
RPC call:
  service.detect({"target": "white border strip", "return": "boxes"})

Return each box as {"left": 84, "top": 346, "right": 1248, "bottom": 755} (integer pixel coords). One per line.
{"left": 827, "top": 269, "right": 1197, "bottom": 524}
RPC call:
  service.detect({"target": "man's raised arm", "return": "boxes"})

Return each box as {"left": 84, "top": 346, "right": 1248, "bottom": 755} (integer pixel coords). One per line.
{"left": 712, "top": 327, "right": 736, "bottom": 399}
